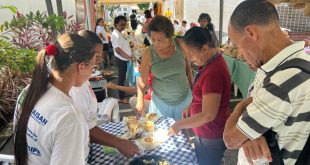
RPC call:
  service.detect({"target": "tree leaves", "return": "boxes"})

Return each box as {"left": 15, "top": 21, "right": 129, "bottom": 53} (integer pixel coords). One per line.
{"left": 0, "top": 5, "right": 17, "bottom": 14}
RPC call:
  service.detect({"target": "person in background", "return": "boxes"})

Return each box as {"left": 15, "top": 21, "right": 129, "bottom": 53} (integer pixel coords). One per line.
{"left": 136, "top": 16, "right": 193, "bottom": 120}
{"left": 142, "top": 9, "right": 153, "bottom": 46}
{"left": 223, "top": 1, "right": 310, "bottom": 164}
{"left": 70, "top": 30, "right": 140, "bottom": 158}
{"left": 179, "top": 20, "right": 189, "bottom": 35}
{"left": 150, "top": 8, "right": 155, "bottom": 17}
{"left": 105, "top": 57, "right": 153, "bottom": 111}
{"left": 95, "top": 18, "right": 109, "bottom": 67}
{"left": 105, "top": 80, "right": 152, "bottom": 112}
{"left": 165, "top": 8, "right": 172, "bottom": 20}
{"left": 111, "top": 16, "right": 132, "bottom": 104}
{"left": 198, "top": 13, "right": 219, "bottom": 48}
{"left": 173, "top": 20, "right": 179, "bottom": 31}
{"left": 130, "top": 10, "right": 138, "bottom": 32}
{"left": 14, "top": 33, "right": 95, "bottom": 165}
{"left": 169, "top": 27, "right": 231, "bottom": 165}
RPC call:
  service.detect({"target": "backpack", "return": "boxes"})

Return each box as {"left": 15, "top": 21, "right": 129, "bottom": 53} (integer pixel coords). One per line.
{"left": 262, "top": 58, "right": 310, "bottom": 165}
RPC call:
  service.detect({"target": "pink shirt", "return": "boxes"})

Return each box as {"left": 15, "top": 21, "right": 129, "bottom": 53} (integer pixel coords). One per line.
{"left": 190, "top": 54, "right": 231, "bottom": 139}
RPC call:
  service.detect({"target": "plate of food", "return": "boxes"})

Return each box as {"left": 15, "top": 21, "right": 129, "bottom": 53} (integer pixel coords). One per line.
{"left": 144, "top": 120, "right": 155, "bottom": 132}
{"left": 145, "top": 113, "right": 159, "bottom": 122}
{"left": 153, "top": 129, "right": 170, "bottom": 143}
{"left": 103, "top": 70, "right": 114, "bottom": 79}
{"left": 129, "top": 155, "right": 170, "bottom": 165}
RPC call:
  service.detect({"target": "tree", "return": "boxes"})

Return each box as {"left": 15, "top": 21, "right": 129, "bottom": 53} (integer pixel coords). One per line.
{"left": 137, "top": 3, "right": 150, "bottom": 11}
{"left": 105, "top": 5, "right": 121, "bottom": 19}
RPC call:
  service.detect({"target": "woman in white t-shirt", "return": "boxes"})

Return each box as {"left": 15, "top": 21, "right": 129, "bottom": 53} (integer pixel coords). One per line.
{"left": 70, "top": 30, "right": 140, "bottom": 158}
{"left": 14, "top": 33, "right": 96, "bottom": 165}
{"left": 95, "top": 18, "right": 109, "bottom": 63}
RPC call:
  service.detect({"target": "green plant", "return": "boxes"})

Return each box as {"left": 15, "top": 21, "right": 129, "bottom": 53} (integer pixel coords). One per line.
{"left": 0, "top": 39, "right": 33, "bottom": 128}
{"left": 105, "top": 5, "right": 121, "bottom": 18}
{"left": 0, "top": 10, "right": 82, "bottom": 50}
{"left": 0, "top": 5, "right": 17, "bottom": 14}
{"left": 0, "top": 11, "right": 65, "bottom": 50}
{"left": 137, "top": 3, "right": 150, "bottom": 11}
{"left": 0, "top": 39, "right": 36, "bottom": 73}
{"left": 0, "top": 67, "right": 29, "bottom": 125}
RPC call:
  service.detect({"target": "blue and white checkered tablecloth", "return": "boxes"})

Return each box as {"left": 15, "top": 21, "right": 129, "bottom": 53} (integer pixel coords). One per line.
{"left": 87, "top": 117, "right": 197, "bottom": 165}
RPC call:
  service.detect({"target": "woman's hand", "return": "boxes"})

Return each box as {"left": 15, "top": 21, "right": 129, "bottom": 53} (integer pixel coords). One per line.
{"left": 116, "top": 139, "right": 140, "bottom": 158}
{"left": 182, "top": 107, "right": 191, "bottom": 119}
{"left": 168, "top": 122, "right": 182, "bottom": 136}
{"left": 104, "top": 82, "right": 118, "bottom": 90}
{"left": 135, "top": 99, "right": 145, "bottom": 117}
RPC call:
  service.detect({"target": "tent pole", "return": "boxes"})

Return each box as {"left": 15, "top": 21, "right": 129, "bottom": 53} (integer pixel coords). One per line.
{"left": 219, "top": 0, "right": 224, "bottom": 45}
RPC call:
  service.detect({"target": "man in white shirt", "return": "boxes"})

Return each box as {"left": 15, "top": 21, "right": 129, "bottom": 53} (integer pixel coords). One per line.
{"left": 111, "top": 16, "right": 132, "bottom": 103}
{"left": 224, "top": 1, "right": 310, "bottom": 165}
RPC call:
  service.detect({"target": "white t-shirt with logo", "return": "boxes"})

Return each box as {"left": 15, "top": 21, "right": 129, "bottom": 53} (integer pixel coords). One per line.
{"left": 70, "top": 81, "right": 98, "bottom": 129}
{"left": 96, "top": 26, "right": 108, "bottom": 44}
{"left": 14, "top": 84, "right": 89, "bottom": 165}
{"left": 111, "top": 29, "right": 132, "bottom": 61}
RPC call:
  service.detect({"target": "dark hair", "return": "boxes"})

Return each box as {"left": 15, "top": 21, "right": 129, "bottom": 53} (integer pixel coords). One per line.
{"left": 95, "top": 18, "right": 103, "bottom": 32}
{"left": 144, "top": 10, "right": 152, "bottom": 19}
{"left": 230, "top": 0, "right": 279, "bottom": 32}
{"left": 174, "top": 20, "right": 179, "bottom": 25}
{"left": 114, "top": 15, "right": 127, "bottom": 25}
{"left": 183, "top": 26, "right": 215, "bottom": 48}
{"left": 198, "top": 13, "right": 215, "bottom": 31}
{"left": 14, "top": 33, "right": 95, "bottom": 165}
{"left": 78, "top": 30, "right": 102, "bottom": 46}
{"left": 182, "top": 20, "right": 187, "bottom": 24}
{"left": 148, "top": 16, "right": 174, "bottom": 38}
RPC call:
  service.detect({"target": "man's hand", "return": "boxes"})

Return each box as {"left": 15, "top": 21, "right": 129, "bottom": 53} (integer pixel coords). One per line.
{"left": 241, "top": 136, "right": 272, "bottom": 164}
{"left": 104, "top": 82, "right": 118, "bottom": 90}
{"left": 116, "top": 139, "right": 140, "bottom": 158}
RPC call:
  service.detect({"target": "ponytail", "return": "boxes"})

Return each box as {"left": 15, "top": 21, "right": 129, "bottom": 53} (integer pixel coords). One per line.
{"left": 14, "top": 50, "right": 50, "bottom": 165}
{"left": 207, "top": 23, "right": 215, "bottom": 32}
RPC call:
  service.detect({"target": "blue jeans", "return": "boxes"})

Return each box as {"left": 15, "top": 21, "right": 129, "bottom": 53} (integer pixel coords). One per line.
{"left": 194, "top": 137, "right": 226, "bottom": 165}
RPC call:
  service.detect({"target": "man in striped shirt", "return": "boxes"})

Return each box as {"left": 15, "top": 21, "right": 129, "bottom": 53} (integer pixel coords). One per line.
{"left": 223, "top": 1, "right": 310, "bottom": 165}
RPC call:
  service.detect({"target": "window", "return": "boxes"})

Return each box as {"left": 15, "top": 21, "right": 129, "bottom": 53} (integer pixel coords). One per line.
{"left": 118, "top": 8, "right": 122, "bottom": 11}
{"left": 123, "top": 8, "right": 127, "bottom": 11}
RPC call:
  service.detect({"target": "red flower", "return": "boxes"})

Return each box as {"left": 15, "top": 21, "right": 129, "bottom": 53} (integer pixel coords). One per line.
{"left": 45, "top": 44, "right": 57, "bottom": 57}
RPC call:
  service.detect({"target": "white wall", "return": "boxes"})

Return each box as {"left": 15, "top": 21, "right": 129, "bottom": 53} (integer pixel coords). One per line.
{"left": 0, "top": 0, "right": 76, "bottom": 24}
{"left": 184, "top": 0, "right": 243, "bottom": 33}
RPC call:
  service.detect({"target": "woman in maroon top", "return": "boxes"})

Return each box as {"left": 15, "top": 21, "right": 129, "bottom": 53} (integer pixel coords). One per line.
{"left": 169, "top": 27, "right": 231, "bottom": 165}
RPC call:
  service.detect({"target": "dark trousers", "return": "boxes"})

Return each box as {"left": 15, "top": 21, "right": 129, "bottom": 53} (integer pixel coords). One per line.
{"left": 194, "top": 137, "right": 226, "bottom": 165}
{"left": 115, "top": 57, "right": 128, "bottom": 99}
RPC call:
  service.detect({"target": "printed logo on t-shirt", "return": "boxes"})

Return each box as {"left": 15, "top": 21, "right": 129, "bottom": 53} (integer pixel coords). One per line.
{"left": 27, "top": 145, "right": 41, "bottom": 156}
{"left": 27, "top": 128, "right": 38, "bottom": 142}
{"left": 31, "top": 109, "right": 48, "bottom": 126}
